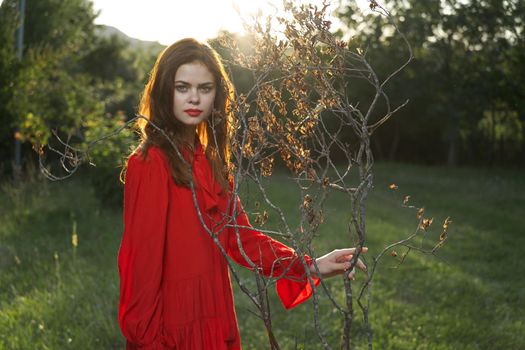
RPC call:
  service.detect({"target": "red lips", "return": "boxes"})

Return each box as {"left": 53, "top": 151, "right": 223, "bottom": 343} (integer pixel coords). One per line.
{"left": 184, "top": 109, "right": 203, "bottom": 117}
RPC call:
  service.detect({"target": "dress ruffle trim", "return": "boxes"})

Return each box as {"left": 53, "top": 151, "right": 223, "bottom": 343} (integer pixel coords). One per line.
{"left": 125, "top": 318, "right": 240, "bottom": 350}
{"left": 167, "top": 318, "right": 240, "bottom": 350}
{"left": 126, "top": 273, "right": 241, "bottom": 350}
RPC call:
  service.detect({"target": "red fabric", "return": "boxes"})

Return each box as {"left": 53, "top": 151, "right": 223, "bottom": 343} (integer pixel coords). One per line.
{"left": 118, "top": 143, "right": 320, "bottom": 350}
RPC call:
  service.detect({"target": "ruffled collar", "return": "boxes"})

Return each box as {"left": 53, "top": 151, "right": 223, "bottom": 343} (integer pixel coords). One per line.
{"left": 192, "top": 140, "right": 224, "bottom": 213}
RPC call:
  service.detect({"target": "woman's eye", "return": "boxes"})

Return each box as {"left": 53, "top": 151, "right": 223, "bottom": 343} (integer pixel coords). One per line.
{"left": 175, "top": 85, "right": 188, "bottom": 92}
{"left": 200, "top": 86, "right": 213, "bottom": 93}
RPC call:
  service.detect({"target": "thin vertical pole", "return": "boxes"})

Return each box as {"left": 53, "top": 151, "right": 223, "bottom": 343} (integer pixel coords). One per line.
{"left": 13, "top": 0, "right": 25, "bottom": 178}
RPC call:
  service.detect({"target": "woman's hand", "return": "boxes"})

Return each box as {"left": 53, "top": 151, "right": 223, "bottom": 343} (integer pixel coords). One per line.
{"left": 309, "top": 247, "right": 368, "bottom": 280}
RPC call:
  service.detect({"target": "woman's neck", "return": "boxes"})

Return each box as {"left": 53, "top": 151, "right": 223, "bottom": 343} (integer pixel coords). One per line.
{"left": 180, "top": 126, "right": 197, "bottom": 148}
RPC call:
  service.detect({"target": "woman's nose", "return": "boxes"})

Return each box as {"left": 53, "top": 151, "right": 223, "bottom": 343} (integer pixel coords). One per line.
{"left": 188, "top": 88, "right": 200, "bottom": 104}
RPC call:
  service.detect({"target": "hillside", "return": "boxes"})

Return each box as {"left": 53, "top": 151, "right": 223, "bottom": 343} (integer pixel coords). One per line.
{"left": 94, "top": 24, "right": 165, "bottom": 51}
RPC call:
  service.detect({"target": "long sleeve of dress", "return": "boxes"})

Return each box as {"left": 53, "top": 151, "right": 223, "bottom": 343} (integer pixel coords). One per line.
{"left": 118, "top": 149, "right": 169, "bottom": 349}
{"left": 226, "top": 196, "right": 321, "bottom": 310}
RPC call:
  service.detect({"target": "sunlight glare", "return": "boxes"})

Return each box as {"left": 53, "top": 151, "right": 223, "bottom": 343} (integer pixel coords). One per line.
{"left": 89, "top": 0, "right": 342, "bottom": 45}
{"left": 355, "top": 0, "right": 375, "bottom": 14}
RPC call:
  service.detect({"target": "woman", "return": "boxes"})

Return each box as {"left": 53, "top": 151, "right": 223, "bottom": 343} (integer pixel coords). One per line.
{"left": 117, "top": 38, "right": 367, "bottom": 350}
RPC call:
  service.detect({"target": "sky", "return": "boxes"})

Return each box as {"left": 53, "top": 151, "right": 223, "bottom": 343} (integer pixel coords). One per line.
{"left": 0, "top": 0, "right": 373, "bottom": 44}
{"left": 89, "top": 0, "right": 372, "bottom": 45}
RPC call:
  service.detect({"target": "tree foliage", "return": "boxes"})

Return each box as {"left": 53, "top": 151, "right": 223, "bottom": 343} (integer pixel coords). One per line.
{"left": 0, "top": 0, "right": 162, "bottom": 204}
{"left": 0, "top": 1, "right": 19, "bottom": 171}
{"left": 337, "top": 0, "right": 525, "bottom": 166}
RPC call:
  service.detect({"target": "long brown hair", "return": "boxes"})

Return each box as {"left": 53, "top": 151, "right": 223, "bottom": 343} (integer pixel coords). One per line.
{"left": 131, "top": 38, "right": 234, "bottom": 190}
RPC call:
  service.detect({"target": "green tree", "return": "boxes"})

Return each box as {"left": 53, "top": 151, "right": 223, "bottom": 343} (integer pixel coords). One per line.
{"left": 337, "top": 0, "right": 525, "bottom": 166}
{"left": 0, "top": 0, "right": 164, "bottom": 204}
{"left": 0, "top": 1, "right": 19, "bottom": 174}
{"left": 0, "top": 0, "right": 99, "bottom": 174}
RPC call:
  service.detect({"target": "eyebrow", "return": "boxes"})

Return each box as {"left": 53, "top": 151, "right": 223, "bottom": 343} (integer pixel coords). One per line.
{"left": 174, "top": 80, "right": 215, "bottom": 87}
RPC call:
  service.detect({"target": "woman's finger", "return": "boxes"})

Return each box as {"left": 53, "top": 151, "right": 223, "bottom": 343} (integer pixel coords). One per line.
{"left": 335, "top": 247, "right": 368, "bottom": 257}
{"left": 335, "top": 261, "right": 350, "bottom": 271}
{"left": 335, "top": 254, "right": 353, "bottom": 263}
{"left": 337, "top": 256, "right": 367, "bottom": 272}
{"left": 334, "top": 247, "right": 368, "bottom": 263}
{"left": 356, "top": 258, "right": 367, "bottom": 272}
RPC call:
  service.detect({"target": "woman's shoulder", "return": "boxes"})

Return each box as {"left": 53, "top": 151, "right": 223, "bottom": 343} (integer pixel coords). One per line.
{"left": 130, "top": 144, "right": 166, "bottom": 161}
{"left": 128, "top": 145, "right": 169, "bottom": 171}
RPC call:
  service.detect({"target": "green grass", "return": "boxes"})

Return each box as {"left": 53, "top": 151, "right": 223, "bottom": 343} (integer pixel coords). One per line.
{"left": 0, "top": 163, "right": 523, "bottom": 349}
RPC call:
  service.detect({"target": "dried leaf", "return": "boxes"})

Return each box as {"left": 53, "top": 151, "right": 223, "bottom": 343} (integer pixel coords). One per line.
{"left": 443, "top": 216, "right": 452, "bottom": 230}
{"left": 261, "top": 157, "right": 274, "bottom": 177}
{"left": 307, "top": 167, "right": 317, "bottom": 180}
{"left": 303, "top": 194, "right": 312, "bottom": 208}
{"left": 254, "top": 214, "right": 262, "bottom": 225}
{"left": 318, "top": 209, "right": 324, "bottom": 224}
{"left": 419, "top": 217, "right": 434, "bottom": 231}
{"left": 440, "top": 216, "right": 452, "bottom": 241}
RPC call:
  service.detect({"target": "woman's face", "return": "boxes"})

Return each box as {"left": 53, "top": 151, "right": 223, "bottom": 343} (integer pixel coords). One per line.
{"left": 173, "top": 61, "right": 216, "bottom": 128}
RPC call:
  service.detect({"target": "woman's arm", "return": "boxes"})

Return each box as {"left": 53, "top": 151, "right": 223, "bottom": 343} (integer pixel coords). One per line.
{"left": 226, "top": 195, "right": 321, "bottom": 309}
{"left": 118, "top": 148, "right": 169, "bottom": 349}
{"left": 226, "top": 195, "right": 367, "bottom": 309}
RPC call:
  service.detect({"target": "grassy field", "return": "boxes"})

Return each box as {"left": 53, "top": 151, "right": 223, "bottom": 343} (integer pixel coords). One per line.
{"left": 0, "top": 163, "right": 523, "bottom": 349}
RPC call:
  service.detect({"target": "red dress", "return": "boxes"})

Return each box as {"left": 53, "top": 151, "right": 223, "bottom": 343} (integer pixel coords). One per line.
{"left": 117, "top": 143, "right": 321, "bottom": 349}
